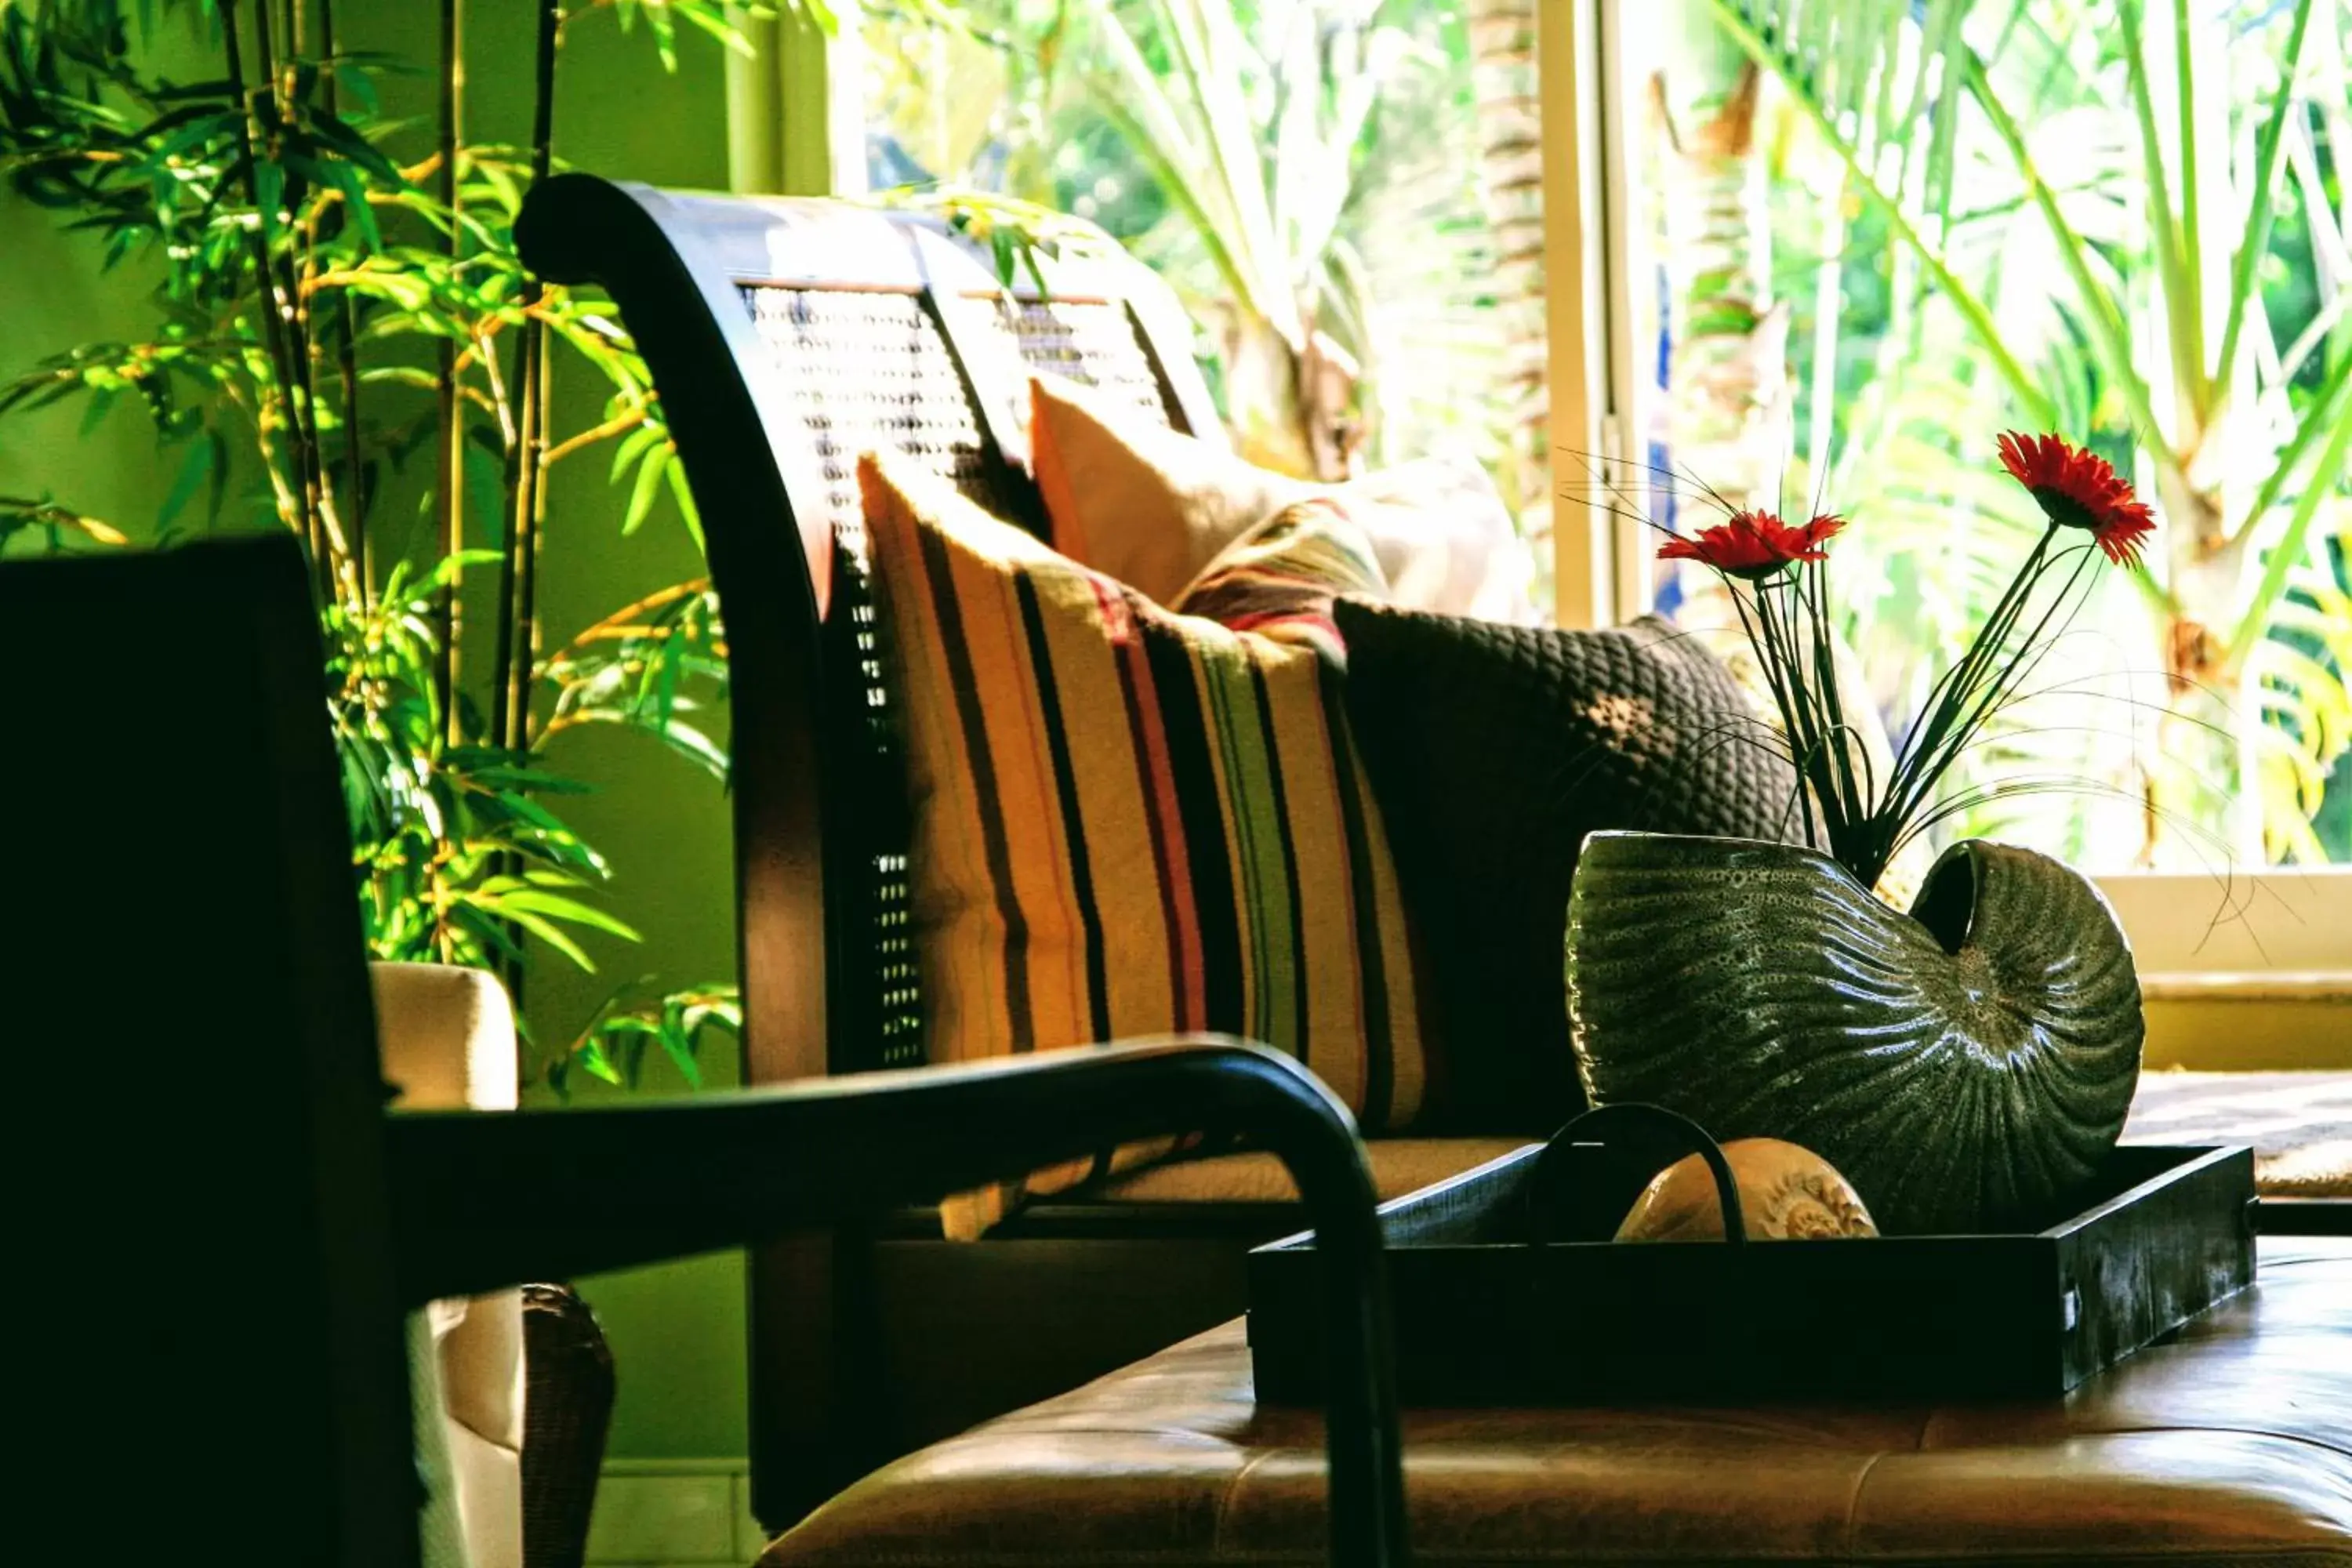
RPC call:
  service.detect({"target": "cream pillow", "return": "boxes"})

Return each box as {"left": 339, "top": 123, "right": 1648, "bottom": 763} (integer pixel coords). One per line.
{"left": 1028, "top": 373, "right": 1539, "bottom": 624}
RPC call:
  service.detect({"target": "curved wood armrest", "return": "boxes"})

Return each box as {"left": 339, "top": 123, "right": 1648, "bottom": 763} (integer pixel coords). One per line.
{"left": 387, "top": 1036, "right": 1407, "bottom": 1567}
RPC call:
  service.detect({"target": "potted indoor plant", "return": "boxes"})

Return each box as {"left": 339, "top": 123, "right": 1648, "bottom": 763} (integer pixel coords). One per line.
{"left": 1565, "top": 433, "right": 2156, "bottom": 1234}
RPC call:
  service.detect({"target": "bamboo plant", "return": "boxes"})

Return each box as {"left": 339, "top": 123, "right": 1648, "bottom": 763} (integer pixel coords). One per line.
{"left": 0, "top": 0, "right": 759, "bottom": 1089}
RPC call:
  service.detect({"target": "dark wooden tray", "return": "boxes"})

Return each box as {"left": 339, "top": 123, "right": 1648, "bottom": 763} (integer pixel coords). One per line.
{"left": 1250, "top": 1142, "right": 2257, "bottom": 1406}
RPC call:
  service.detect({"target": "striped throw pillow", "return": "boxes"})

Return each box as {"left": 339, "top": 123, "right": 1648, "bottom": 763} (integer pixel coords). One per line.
{"left": 861, "top": 454, "right": 1429, "bottom": 1222}
{"left": 1169, "top": 499, "right": 1382, "bottom": 665}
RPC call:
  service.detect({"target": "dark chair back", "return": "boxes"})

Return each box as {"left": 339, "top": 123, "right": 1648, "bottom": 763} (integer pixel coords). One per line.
{"left": 9, "top": 535, "right": 420, "bottom": 1567}
{"left": 517, "top": 177, "right": 1219, "bottom": 1087}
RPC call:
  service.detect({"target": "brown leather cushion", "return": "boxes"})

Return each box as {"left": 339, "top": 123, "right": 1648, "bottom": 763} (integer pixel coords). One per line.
{"left": 764, "top": 1240, "right": 2351, "bottom": 1566}
{"left": 1088, "top": 1137, "right": 1530, "bottom": 1206}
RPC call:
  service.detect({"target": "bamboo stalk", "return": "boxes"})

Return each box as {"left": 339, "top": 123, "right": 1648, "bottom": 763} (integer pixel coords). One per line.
{"left": 543, "top": 406, "right": 646, "bottom": 466}
{"left": 316, "top": 0, "right": 372, "bottom": 607}
{"left": 492, "top": 318, "right": 536, "bottom": 755}
{"left": 516, "top": 331, "right": 554, "bottom": 717}
{"left": 485, "top": 0, "right": 566, "bottom": 1004}
{"left": 436, "top": 0, "right": 466, "bottom": 739}
{"left": 249, "top": 0, "right": 344, "bottom": 596}
{"left": 495, "top": 0, "right": 563, "bottom": 757}
{"left": 218, "top": 2, "right": 321, "bottom": 570}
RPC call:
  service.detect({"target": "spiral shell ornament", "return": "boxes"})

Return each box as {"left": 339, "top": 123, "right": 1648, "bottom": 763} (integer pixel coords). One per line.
{"left": 1614, "top": 1138, "right": 1877, "bottom": 1242}
{"left": 1565, "top": 832, "right": 2143, "bottom": 1235}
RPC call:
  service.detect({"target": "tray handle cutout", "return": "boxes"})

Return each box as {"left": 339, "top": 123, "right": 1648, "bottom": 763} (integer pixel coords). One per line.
{"left": 1525, "top": 1102, "right": 1748, "bottom": 1247}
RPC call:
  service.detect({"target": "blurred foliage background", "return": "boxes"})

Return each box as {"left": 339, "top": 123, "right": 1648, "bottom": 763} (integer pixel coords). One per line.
{"left": 864, "top": 0, "right": 2349, "bottom": 869}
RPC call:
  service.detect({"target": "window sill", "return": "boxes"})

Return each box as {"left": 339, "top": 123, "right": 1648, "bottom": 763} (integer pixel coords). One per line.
{"left": 2139, "top": 970, "right": 2352, "bottom": 1073}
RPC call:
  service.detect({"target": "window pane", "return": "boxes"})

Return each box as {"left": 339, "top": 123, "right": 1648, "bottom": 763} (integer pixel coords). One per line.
{"left": 1616, "top": 0, "right": 2352, "bottom": 872}
{"left": 858, "top": 0, "right": 1555, "bottom": 610}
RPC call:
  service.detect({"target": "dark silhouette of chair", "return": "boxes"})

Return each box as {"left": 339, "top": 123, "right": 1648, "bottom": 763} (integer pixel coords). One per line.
{"left": 8, "top": 532, "right": 1404, "bottom": 1566}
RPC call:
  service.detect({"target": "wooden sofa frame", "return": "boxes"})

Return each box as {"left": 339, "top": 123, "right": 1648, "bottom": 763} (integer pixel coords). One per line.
{"left": 515, "top": 174, "right": 1340, "bottom": 1527}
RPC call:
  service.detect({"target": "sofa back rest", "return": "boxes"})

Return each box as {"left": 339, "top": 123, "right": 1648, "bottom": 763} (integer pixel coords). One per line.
{"left": 516, "top": 178, "right": 1218, "bottom": 1086}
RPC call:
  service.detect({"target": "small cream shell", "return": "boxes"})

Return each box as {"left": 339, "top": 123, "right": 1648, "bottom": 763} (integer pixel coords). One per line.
{"left": 1613, "top": 1138, "right": 1878, "bottom": 1242}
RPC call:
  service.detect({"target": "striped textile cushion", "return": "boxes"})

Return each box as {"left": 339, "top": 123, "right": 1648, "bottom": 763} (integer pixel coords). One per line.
{"left": 860, "top": 455, "right": 1429, "bottom": 1230}
{"left": 1169, "top": 499, "right": 1382, "bottom": 665}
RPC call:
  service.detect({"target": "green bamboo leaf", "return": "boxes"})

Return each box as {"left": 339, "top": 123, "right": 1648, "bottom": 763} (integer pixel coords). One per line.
{"left": 332, "top": 63, "right": 380, "bottom": 120}
{"left": 664, "top": 443, "right": 703, "bottom": 550}
{"left": 319, "top": 159, "right": 380, "bottom": 250}
{"left": 492, "top": 887, "right": 642, "bottom": 941}
{"left": 447, "top": 902, "right": 527, "bottom": 967}
{"left": 659, "top": 1033, "right": 705, "bottom": 1089}
{"left": 622, "top": 442, "right": 669, "bottom": 535}
{"left": 575, "top": 1036, "right": 622, "bottom": 1086}
{"left": 673, "top": 2, "right": 759, "bottom": 58}
{"left": 156, "top": 430, "right": 212, "bottom": 528}
{"left": 425, "top": 547, "right": 502, "bottom": 589}
{"left": 470, "top": 900, "right": 597, "bottom": 971}
{"left": 308, "top": 104, "right": 402, "bottom": 183}
{"left": 76, "top": 386, "right": 114, "bottom": 436}
{"left": 607, "top": 419, "right": 662, "bottom": 485}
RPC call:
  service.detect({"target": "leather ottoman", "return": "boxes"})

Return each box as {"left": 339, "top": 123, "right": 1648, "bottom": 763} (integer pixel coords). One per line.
{"left": 764, "top": 1240, "right": 2351, "bottom": 1566}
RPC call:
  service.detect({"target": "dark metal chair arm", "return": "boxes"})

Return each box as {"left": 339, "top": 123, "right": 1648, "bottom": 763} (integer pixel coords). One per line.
{"left": 386, "top": 1035, "right": 1407, "bottom": 1567}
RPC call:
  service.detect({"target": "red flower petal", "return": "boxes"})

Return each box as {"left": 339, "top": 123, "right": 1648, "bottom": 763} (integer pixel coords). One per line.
{"left": 1799, "top": 514, "right": 1847, "bottom": 550}
{"left": 1997, "top": 430, "right": 2156, "bottom": 568}
{"left": 1657, "top": 508, "right": 1841, "bottom": 581}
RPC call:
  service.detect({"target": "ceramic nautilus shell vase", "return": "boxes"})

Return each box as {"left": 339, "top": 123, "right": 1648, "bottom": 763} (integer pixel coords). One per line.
{"left": 1564, "top": 832, "right": 2144, "bottom": 1236}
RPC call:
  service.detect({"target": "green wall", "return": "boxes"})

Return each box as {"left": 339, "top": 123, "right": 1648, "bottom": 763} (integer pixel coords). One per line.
{"left": 0, "top": 3, "right": 750, "bottom": 1461}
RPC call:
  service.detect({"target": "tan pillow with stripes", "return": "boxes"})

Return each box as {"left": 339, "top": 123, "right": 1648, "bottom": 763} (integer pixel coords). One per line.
{"left": 1029, "top": 374, "right": 1540, "bottom": 623}
{"left": 860, "top": 453, "right": 1431, "bottom": 1234}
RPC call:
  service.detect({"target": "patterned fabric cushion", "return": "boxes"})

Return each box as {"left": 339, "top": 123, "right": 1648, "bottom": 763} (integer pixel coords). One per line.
{"left": 1029, "top": 374, "right": 1539, "bottom": 622}
{"left": 861, "top": 455, "right": 1430, "bottom": 1232}
{"left": 1332, "top": 598, "right": 1803, "bottom": 1134}
{"left": 1169, "top": 500, "right": 1385, "bottom": 666}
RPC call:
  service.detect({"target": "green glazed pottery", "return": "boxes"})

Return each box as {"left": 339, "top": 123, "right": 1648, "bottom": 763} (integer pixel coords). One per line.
{"left": 1563, "top": 831, "right": 2144, "bottom": 1235}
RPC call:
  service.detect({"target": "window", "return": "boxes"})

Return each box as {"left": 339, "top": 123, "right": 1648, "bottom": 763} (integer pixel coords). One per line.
{"left": 1605, "top": 0, "right": 2352, "bottom": 879}
{"left": 850, "top": 0, "right": 1559, "bottom": 604}
{"left": 775, "top": 0, "right": 2352, "bottom": 898}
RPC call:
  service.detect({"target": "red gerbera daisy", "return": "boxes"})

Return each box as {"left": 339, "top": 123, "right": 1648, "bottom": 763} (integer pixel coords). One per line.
{"left": 1996, "top": 431, "right": 2156, "bottom": 567}
{"left": 1659, "top": 509, "right": 1846, "bottom": 581}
